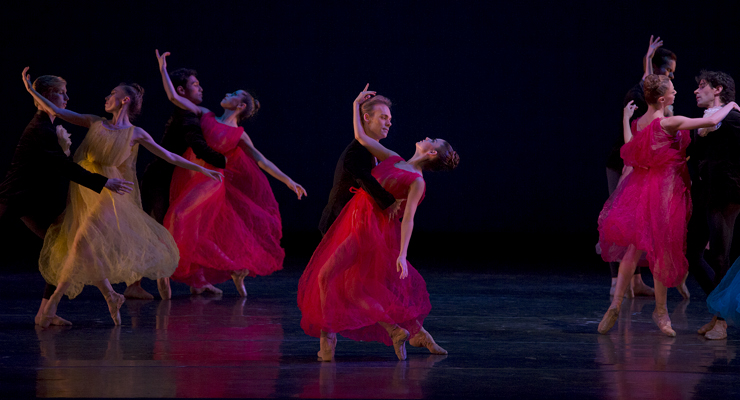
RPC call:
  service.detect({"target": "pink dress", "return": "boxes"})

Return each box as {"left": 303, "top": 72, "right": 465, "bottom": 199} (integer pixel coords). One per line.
{"left": 164, "top": 112, "right": 284, "bottom": 287}
{"left": 598, "top": 118, "right": 691, "bottom": 287}
{"left": 298, "top": 155, "right": 430, "bottom": 346}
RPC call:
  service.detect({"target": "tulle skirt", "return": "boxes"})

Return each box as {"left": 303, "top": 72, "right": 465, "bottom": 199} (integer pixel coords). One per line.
{"left": 707, "top": 256, "right": 740, "bottom": 326}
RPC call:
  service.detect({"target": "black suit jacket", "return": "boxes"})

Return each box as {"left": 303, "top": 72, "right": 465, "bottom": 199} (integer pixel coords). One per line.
{"left": 318, "top": 139, "right": 396, "bottom": 235}
{"left": 689, "top": 109, "right": 740, "bottom": 205}
{"left": 140, "top": 108, "right": 226, "bottom": 221}
{"left": 0, "top": 111, "right": 107, "bottom": 219}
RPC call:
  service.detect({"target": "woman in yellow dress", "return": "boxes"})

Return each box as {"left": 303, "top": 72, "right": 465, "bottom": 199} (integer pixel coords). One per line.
{"left": 22, "top": 68, "right": 223, "bottom": 327}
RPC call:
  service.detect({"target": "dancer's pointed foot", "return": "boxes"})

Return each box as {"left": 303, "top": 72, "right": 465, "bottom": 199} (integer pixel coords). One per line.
{"left": 157, "top": 278, "right": 171, "bottom": 300}
{"left": 677, "top": 273, "right": 690, "bottom": 300}
{"left": 598, "top": 307, "right": 620, "bottom": 334}
{"left": 38, "top": 297, "right": 63, "bottom": 328}
{"left": 652, "top": 311, "right": 676, "bottom": 337}
{"left": 190, "top": 284, "right": 223, "bottom": 295}
{"left": 698, "top": 316, "right": 718, "bottom": 335}
{"left": 705, "top": 320, "right": 728, "bottom": 340}
{"left": 231, "top": 269, "right": 249, "bottom": 297}
{"left": 390, "top": 327, "right": 409, "bottom": 361}
{"left": 631, "top": 280, "right": 655, "bottom": 297}
{"left": 123, "top": 283, "right": 154, "bottom": 300}
{"left": 609, "top": 278, "right": 617, "bottom": 296}
{"left": 105, "top": 291, "right": 125, "bottom": 325}
{"left": 318, "top": 331, "right": 337, "bottom": 362}
{"left": 409, "top": 328, "right": 448, "bottom": 355}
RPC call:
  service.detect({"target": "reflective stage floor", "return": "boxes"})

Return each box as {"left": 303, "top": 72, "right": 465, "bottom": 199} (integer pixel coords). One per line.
{"left": 2, "top": 262, "right": 740, "bottom": 399}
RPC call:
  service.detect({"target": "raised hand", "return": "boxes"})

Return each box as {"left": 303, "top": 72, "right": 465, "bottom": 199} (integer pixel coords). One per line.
{"left": 354, "top": 83, "right": 376, "bottom": 105}
{"left": 624, "top": 100, "right": 637, "bottom": 120}
{"left": 396, "top": 254, "right": 409, "bottom": 279}
{"left": 155, "top": 49, "right": 170, "bottom": 71}
{"left": 22, "top": 67, "right": 33, "bottom": 92}
{"left": 287, "top": 180, "right": 307, "bottom": 200}
{"left": 56, "top": 126, "right": 72, "bottom": 156}
{"left": 646, "top": 35, "right": 663, "bottom": 60}
{"left": 104, "top": 178, "right": 135, "bottom": 195}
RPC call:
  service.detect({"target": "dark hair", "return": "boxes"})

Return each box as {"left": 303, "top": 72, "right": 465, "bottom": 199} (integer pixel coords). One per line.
{"left": 652, "top": 48, "right": 677, "bottom": 69}
{"left": 425, "top": 140, "right": 460, "bottom": 172}
{"left": 236, "top": 91, "right": 260, "bottom": 125}
{"left": 360, "top": 95, "right": 392, "bottom": 122}
{"left": 695, "top": 70, "right": 736, "bottom": 104}
{"left": 643, "top": 74, "right": 671, "bottom": 105}
{"left": 118, "top": 83, "right": 145, "bottom": 119}
{"left": 170, "top": 68, "right": 197, "bottom": 92}
{"left": 33, "top": 75, "right": 66, "bottom": 107}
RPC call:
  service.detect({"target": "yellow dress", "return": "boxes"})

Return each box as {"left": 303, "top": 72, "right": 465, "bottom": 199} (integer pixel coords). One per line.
{"left": 39, "top": 120, "right": 179, "bottom": 298}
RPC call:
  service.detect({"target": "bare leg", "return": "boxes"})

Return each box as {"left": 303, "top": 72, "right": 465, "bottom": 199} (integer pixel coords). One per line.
{"left": 157, "top": 277, "right": 171, "bottom": 300}
{"left": 676, "top": 271, "right": 690, "bottom": 300}
{"left": 231, "top": 269, "right": 249, "bottom": 297}
{"left": 39, "top": 282, "right": 73, "bottom": 328}
{"left": 379, "top": 321, "right": 409, "bottom": 361}
{"left": 318, "top": 330, "right": 337, "bottom": 362}
{"left": 631, "top": 273, "right": 655, "bottom": 297}
{"left": 36, "top": 299, "right": 72, "bottom": 326}
{"left": 652, "top": 279, "right": 675, "bottom": 337}
{"left": 409, "top": 326, "right": 448, "bottom": 355}
{"left": 94, "top": 279, "right": 125, "bottom": 325}
{"left": 123, "top": 279, "right": 154, "bottom": 300}
{"left": 599, "top": 245, "right": 641, "bottom": 334}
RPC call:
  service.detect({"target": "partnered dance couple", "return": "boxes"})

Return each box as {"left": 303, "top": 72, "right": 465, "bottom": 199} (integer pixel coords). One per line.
{"left": 0, "top": 52, "right": 459, "bottom": 361}
{"left": 598, "top": 36, "right": 740, "bottom": 340}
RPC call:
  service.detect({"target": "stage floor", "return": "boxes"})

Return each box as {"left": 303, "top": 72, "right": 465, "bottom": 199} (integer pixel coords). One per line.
{"left": 1, "top": 263, "right": 740, "bottom": 399}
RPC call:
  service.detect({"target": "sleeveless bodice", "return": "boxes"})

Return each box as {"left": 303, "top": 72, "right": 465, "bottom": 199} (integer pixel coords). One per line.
{"left": 74, "top": 121, "right": 136, "bottom": 167}
{"left": 623, "top": 118, "right": 690, "bottom": 169}
{"left": 371, "top": 155, "right": 425, "bottom": 211}
{"left": 200, "top": 112, "right": 243, "bottom": 153}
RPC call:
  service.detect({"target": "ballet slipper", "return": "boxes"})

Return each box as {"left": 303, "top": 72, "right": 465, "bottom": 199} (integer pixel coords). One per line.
{"left": 409, "top": 328, "right": 448, "bottom": 355}
{"left": 677, "top": 273, "right": 690, "bottom": 300}
{"left": 157, "top": 278, "right": 171, "bottom": 300}
{"left": 652, "top": 311, "right": 676, "bottom": 337}
{"left": 598, "top": 307, "right": 620, "bottom": 334}
{"left": 48, "top": 315, "right": 72, "bottom": 326}
{"left": 123, "top": 283, "right": 154, "bottom": 300}
{"left": 318, "top": 331, "right": 337, "bottom": 362}
{"left": 631, "top": 280, "right": 655, "bottom": 297}
{"left": 705, "top": 320, "right": 728, "bottom": 340}
{"left": 390, "top": 327, "right": 409, "bottom": 361}
{"left": 231, "top": 269, "right": 249, "bottom": 298}
{"left": 38, "top": 297, "right": 62, "bottom": 329}
{"left": 104, "top": 291, "right": 126, "bottom": 325}
{"left": 190, "top": 284, "right": 223, "bottom": 295}
{"left": 698, "top": 316, "right": 718, "bottom": 335}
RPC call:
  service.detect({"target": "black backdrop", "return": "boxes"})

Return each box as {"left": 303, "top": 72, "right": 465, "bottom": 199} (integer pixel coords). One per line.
{"left": 2, "top": 1, "right": 740, "bottom": 269}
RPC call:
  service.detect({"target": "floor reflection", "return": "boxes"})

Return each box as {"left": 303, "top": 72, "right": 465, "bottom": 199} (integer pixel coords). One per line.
{"left": 595, "top": 298, "right": 737, "bottom": 400}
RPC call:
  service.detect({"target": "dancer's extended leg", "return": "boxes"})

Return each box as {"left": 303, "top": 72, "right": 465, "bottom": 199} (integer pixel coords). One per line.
{"left": 599, "top": 245, "right": 641, "bottom": 334}
{"left": 652, "top": 279, "right": 676, "bottom": 337}
{"left": 94, "top": 279, "right": 125, "bottom": 325}
{"left": 38, "top": 282, "right": 72, "bottom": 328}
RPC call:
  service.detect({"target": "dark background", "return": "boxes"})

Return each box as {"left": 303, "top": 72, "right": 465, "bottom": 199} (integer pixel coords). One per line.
{"left": 2, "top": 1, "right": 740, "bottom": 270}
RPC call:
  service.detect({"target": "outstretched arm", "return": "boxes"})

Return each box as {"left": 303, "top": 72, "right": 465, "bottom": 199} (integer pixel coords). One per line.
{"left": 353, "top": 84, "right": 397, "bottom": 161}
{"left": 22, "top": 67, "right": 101, "bottom": 128}
{"left": 623, "top": 101, "right": 637, "bottom": 143}
{"left": 396, "top": 178, "right": 425, "bottom": 279}
{"left": 642, "top": 35, "right": 662, "bottom": 80}
{"left": 237, "top": 131, "right": 307, "bottom": 199}
{"left": 662, "top": 102, "right": 740, "bottom": 133}
{"left": 133, "top": 127, "right": 223, "bottom": 182}
{"left": 155, "top": 50, "right": 207, "bottom": 116}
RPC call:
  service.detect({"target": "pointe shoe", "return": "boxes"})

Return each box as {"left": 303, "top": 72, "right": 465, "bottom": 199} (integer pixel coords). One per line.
{"left": 190, "top": 284, "right": 223, "bottom": 295}
{"left": 705, "top": 320, "right": 728, "bottom": 340}
{"left": 123, "top": 284, "right": 154, "bottom": 300}
{"left": 409, "top": 328, "right": 448, "bottom": 355}
{"left": 318, "top": 332, "right": 337, "bottom": 362}
{"left": 105, "top": 292, "right": 126, "bottom": 325}
{"left": 390, "top": 327, "right": 409, "bottom": 361}
{"left": 698, "top": 316, "right": 718, "bottom": 335}
{"left": 598, "top": 307, "right": 620, "bottom": 334}
{"left": 652, "top": 311, "right": 676, "bottom": 337}
{"left": 677, "top": 273, "right": 690, "bottom": 300}
{"left": 631, "top": 281, "right": 655, "bottom": 297}
{"left": 231, "top": 269, "right": 249, "bottom": 298}
{"left": 157, "top": 278, "right": 171, "bottom": 300}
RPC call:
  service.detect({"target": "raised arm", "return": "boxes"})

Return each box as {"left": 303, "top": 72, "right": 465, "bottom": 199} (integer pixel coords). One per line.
{"left": 396, "top": 178, "right": 425, "bottom": 279}
{"left": 155, "top": 50, "right": 206, "bottom": 116}
{"left": 237, "top": 131, "right": 307, "bottom": 199}
{"left": 133, "top": 127, "right": 223, "bottom": 182}
{"left": 661, "top": 102, "right": 740, "bottom": 133}
{"left": 353, "top": 84, "right": 397, "bottom": 161}
{"left": 623, "top": 101, "right": 637, "bottom": 143}
{"left": 22, "top": 67, "right": 101, "bottom": 128}
{"left": 642, "top": 35, "right": 662, "bottom": 80}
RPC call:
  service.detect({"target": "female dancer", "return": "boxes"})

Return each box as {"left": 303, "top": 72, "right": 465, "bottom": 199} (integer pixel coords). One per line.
{"left": 22, "top": 67, "right": 223, "bottom": 327}
{"left": 156, "top": 50, "right": 307, "bottom": 297}
{"left": 598, "top": 74, "right": 739, "bottom": 336}
{"left": 298, "top": 84, "right": 458, "bottom": 361}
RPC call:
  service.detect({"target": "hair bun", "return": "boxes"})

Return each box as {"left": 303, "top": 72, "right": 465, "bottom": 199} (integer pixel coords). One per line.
{"left": 445, "top": 150, "right": 460, "bottom": 171}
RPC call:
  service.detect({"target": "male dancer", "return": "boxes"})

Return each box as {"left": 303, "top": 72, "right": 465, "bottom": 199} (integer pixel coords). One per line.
{"left": 135, "top": 68, "right": 226, "bottom": 299}
{"left": 687, "top": 70, "right": 740, "bottom": 340}
{"left": 604, "top": 36, "right": 679, "bottom": 297}
{"left": 0, "top": 74, "right": 133, "bottom": 325}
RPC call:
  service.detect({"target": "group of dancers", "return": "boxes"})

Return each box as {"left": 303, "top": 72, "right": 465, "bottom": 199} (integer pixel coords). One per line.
{"left": 0, "top": 50, "right": 459, "bottom": 361}
{"left": 598, "top": 36, "right": 740, "bottom": 340}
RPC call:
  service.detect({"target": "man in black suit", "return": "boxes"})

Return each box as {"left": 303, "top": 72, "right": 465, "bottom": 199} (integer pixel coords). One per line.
{"left": 687, "top": 70, "right": 740, "bottom": 340}
{"left": 319, "top": 94, "right": 401, "bottom": 236}
{"left": 136, "top": 68, "right": 226, "bottom": 299}
{"left": 0, "top": 75, "right": 132, "bottom": 326}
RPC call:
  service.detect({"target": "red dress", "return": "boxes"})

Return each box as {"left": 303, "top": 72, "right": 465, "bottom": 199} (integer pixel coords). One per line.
{"left": 164, "top": 112, "right": 284, "bottom": 287}
{"left": 598, "top": 118, "right": 691, "bottom": 287}
{"left": 298, "top": 155, "right": 431, "bottom": 346}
